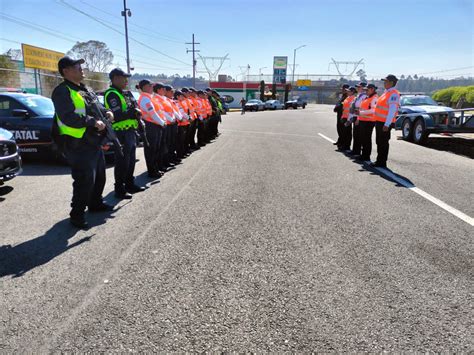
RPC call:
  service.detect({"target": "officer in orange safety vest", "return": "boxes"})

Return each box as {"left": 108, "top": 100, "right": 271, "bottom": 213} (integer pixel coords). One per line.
{"left": 164, "top": 85, "right": 182, "bottom": 164}
{"left": 136, "top": 79, "right": 166, "bottom": 178}
{"left": 174, "top": 90, "right": 190, "bottom": 159}
{"left": 339, "top": 86, "right": 356, "bottom": 151}
{"left": 370, "top": 74, "right": 400, "bottom": 168}
{"left": 356, "top": 83, "right": 378, "bottom": 162}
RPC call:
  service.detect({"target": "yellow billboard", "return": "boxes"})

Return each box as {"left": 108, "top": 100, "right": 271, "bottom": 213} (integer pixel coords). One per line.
{"left": 296, "top": 79, "right": 311, "bottom": 87}
{"left": 21, "top": 44, "right": 64, "bottom": 71}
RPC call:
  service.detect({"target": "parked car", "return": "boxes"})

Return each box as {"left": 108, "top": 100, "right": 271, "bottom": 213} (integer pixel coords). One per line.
{"left": 394, "top": 94, "right": 469, "bottom": 144}
{"left": 0, "top": 91, "right": 115, "bottom": 160}
{"left": 285, "top": 97, "right": 307, "bottom": 109}
{"left": 244, "top": 99, "right": 265, "bottom": 112}
{"left": 0, "top": 128, "right": 22, "bottom": 184}
{"left": 265, "top": 100, "right": 284, "bottom": 110}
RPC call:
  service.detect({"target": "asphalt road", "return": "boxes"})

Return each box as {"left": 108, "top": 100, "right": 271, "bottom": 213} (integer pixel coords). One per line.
{"left": 1, "top": 105, "right": 472, "bottom": 352}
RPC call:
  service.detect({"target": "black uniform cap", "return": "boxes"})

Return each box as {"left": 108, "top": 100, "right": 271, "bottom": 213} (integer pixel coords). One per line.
{"left": 188, "top": 87, "right": 197, "bottom": 92}
{"left": 164, "top": 85, "right": 173, "bottom": 91}
{"left": 366, "top": 83, "right": 378, "bottom": 90}
{"left": 382, "top": 74, "right": 398, "bottom": 83}
{"left": 347, "top": 86, "right": 357, "bottom": 93}
{"left": 181, "top": 87, "right": 189, "bottom": 93}
{"left": 109, "top": 68, "right": 131, "bottom": 80}
{"left": 174, "top": 90, "right": 184, "bottom": 97}
{"left": 58, "top": 56, "right": 85, "bottom": 75}
{"left": 197, "top": 90, "right": 205, "bottom": 95}
{"left": 355, "top": 82, "right": 367, "bottom": 88}
{"left": 341, "top": 84, "right": 350, "bottom": 89}
{"left": 205, "top": 87, "right": 212, "bottom": 92}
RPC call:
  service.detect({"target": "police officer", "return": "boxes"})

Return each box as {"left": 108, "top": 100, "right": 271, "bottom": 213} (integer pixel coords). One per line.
{"left": 333, "top": 84, "right": 349, "bottom": 147}
{"left": 356, "top": 83, "right": 378, "bottom": 162}
{"left": 211, "top": 90, "right": 224, "bottom": 137}
{"left": 371, "top": 74, "right": 400, "bottom": 168}
{"left": 104, "top": 68, "right": 145, "bottom": 199}
{"left": 347, "top": 82, "right": 368, "bottom": 157}
{"left": 52, "top": 56, "right": 114, "bottom": 229}
{"left": 205, "top": 88, "right": 219, "bottom": 139}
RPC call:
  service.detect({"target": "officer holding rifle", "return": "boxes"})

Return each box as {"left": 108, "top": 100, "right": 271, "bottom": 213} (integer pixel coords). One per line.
{"left": 52, "top": 56, "right": 115, "bottom": 229}
{"left": 104, "top": 68, "right": 146, "bottom": 200}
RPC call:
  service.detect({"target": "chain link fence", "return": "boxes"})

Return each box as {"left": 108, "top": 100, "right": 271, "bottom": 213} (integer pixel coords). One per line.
{"left": 0, "top": 67, "right": 109, "bottom": 98}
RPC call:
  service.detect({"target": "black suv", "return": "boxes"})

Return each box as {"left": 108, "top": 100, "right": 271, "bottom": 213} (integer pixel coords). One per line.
{"left": 0, "top": 127, "right": 22, "bottom": 184}
{"left": 285, "top": 97, "right": 307, "bottom": 109}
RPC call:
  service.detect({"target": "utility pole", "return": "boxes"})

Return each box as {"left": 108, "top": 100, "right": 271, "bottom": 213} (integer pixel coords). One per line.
{"left": 121, "top": 0, "right": 132, "bottom": 74}
{"left": 292, "top": 45, "right": 306, "bottom": 85}
{"left": 186, "top": 34, "right": 200, "bottom": 88}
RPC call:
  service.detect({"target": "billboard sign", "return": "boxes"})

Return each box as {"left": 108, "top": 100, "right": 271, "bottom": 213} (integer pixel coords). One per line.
{"left": 21, "top": 43, "right": 64, "bottom": 71}
{"left": 273, "top": 56, "right": 288, "bottom": 84}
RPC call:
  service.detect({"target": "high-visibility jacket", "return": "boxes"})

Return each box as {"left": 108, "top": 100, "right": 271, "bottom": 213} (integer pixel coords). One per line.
{"left": 196, "top": 98, "right": 206, "bottom": 119}
{"left": 104, "top": 87, "right": 138, "bottom": 130}
{"left": 187, "top": 98, "right": 198, "bottom": 120}
{"left": 56, "top": 85, "right": 87, "bottom": 138}
{"left": 138, "top": 92, "right": 164, "bottom": 125}
{"left": 203, "top": 99, "right": 212, "bottom": 117}
{"left": 169, "top": 98, "right": 183, "bottom": 123}
{"left": 154, "top": 95, "right": 174, "bottom": 125}
{"left": 342, "top": 95, "right": 356, "bottom": 119}
{"left": 358, "top": 94, "right": 378, "bottom": 122}
{"left": 176, "top": 99, "right": 190, "bottom": 126}
{"left": 374, "top": 89, "right": 400, "bottom": 124}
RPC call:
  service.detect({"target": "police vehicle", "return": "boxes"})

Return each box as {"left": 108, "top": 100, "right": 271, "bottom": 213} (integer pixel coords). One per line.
{"left": 0, "top": 91, "right": 115, "bottom": 160}
{"left": 0, "top": 127, "right": 22, "bottom": 184}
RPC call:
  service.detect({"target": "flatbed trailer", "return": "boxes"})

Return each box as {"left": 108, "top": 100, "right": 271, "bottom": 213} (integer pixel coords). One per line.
{"left": 395, "top": 108, "right": 474, "bottom": 144}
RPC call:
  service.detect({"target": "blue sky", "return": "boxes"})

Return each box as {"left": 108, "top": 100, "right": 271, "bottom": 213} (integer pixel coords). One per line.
{"left": 0, "top": 0, "right": 473, "bottom": 80}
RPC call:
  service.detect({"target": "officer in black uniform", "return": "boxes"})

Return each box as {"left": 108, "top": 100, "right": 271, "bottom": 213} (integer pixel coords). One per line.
{"left": 52, "top": 56, "right": 114, "bottom": 229}
{"left": 104, "top": 68, "right": 145, "bottom": 199}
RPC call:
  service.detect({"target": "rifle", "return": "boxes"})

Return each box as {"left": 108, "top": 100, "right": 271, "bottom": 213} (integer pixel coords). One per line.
{"left": 84, "top": 89, "right": 124, "bottom": 157}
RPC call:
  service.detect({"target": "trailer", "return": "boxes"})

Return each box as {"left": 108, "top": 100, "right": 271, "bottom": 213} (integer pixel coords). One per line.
{"left": 395, "top": 108, "right": 474, "bottom": 144}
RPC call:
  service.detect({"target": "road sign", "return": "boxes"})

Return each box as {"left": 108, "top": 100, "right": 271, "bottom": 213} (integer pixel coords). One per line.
{"left": 296, "top": 79, "right": 311, "bottom": 87}
{"left": 21, "top": 43, "right": 64, "bottom": 72}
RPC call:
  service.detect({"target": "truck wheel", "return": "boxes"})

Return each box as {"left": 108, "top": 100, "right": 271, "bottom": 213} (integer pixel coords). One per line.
{"left": 413, "top": 118, "right": 428, "bottom": 144}
{"left": 302, "top": 105, "right": 306, "bottom": 109}
{"left": 401, "top": 118, "right": 413, "bottom": 141}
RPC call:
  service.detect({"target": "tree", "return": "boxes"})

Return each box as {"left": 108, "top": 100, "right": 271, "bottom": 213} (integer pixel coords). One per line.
{"left": 0, "top": 55, "right": 19, "bottom": 87}
{"left": 67, "top": 40, "right": 113, "bottom": 73}
{"left": 413, "top": 74, "right": 418, "bottom": 80}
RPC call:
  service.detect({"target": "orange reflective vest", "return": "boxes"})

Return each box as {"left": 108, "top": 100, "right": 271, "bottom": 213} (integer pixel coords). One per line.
{"left": 342, "top": 95, "right": 355, "bottom": 119}
{"left": 154, "top": 95, "right": 174, "bottom": 125}
{"left": 187, "top": 97, "right": 198, "bottom": 120}
{"left": 138, "top": 92, "right": 163, "bottom": 125}
{"left": 358, "top": 94, "right": 378, "bottom": 122}
{"left": 374, "top": 89, "right": 400, "bottom": 123}
{"left": 203, "top": 98, "right": 212, "bottom": 117}
{"left": 176, "top": 99, "right": 190, "bottom": 126}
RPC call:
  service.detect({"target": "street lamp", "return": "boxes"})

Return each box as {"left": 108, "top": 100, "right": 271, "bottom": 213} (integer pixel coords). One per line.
{"left": 259, "top": 66, "right": 267, "bottom": 76}
{"left": 292, "top": 44, "right": 306, "bottom": 85}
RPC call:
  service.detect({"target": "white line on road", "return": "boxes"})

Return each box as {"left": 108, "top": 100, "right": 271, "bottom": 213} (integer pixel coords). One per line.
{"left": 318, "top": 133, "right": 474, "bottom": 227}
{"left": 318, "top": 133, "right": 337, "bottom": 144}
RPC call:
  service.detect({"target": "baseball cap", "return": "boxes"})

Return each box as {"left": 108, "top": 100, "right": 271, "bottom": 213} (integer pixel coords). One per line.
{"left": 366, "top": 84, "right": 378, "bottom": 90}
{"left": 109, "top": 68, "right": 131, "bottom": 80}
{"left": 382, "top": 74, "right": 398, "bottom": 83}
{"left": 164, "top": 85, "right": 173, "bottom": 91}
{"left": 347, "top": 86, "right": 357, "bottom": 93}
{"left": 188, "top": 87, "right": 197, "bottom": 92}
{"left": 356, "top": 82, "right": 367, "bottom": 88}
{"left": 58, "top": 56, "right": 85, "bottom": 75}
{"left": 341, "top": 84, "right": 350, "bottom": 89}
{"left": 205, "top": 87, "right": 212, "bottom": 92}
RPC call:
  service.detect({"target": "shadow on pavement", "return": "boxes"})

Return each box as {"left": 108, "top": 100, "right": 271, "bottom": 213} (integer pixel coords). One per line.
{"left": 0, "top": 186, "right": 14, "bottom": 202}
{"left": 396, "top": 136, "right": 474, "bottom": 159}
{"left": 0, "top": 210, "right": 115, "bottom": 279}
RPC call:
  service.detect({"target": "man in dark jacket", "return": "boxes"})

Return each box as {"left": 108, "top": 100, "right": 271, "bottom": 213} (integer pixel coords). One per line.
{"left": 333, "top": 84, "right": 349, "bottom": 148}
{"left": 52, "top": 56, "right": 114, "bottom": 229}
{"left": 104, "top": 68, "right": 145, "bottom": 199}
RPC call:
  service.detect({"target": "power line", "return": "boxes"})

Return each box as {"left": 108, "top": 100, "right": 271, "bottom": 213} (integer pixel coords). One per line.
{"left": 78, "top": 0, "right": 186, "bottom": 43}
{"left": 57, "top": 0, "right": 191, "bottom": 67}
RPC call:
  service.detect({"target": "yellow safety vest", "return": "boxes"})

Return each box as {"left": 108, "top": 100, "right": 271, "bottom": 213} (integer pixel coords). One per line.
{"left": 104, "top": 88, "right": 138, "bottom": 130}
{"left": 56, "top": 86, "right": 87, "bottom": 139}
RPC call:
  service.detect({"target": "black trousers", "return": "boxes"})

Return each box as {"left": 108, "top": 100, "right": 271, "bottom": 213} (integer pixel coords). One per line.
{"left": 340, "top": 118, "right": 352, "bottom": 150}
{"left": 168, "top": 123, "right": 178, "bottom": 160}
{"left": 114, "top": 129, "right": 137, "bottom": 192}
{"left": 352, "top": 121, "right": 362, "bottom": 155}
{"left": 359, "top": 121, "right": 375, "bottom": 161}
{"left": 177, "top": 125, "right": 188, "bottom": 158}
{"left": 187, "top": 120, "right": 197, "bottom": 148}
{"left": 159, "top": 124, "right": 169, "bottom": 167}
{"left": 197, "top": 119, "right": 207, "bottom": 145}
{"left": 375, "top": 121, "right": 392, "bottom": 165}
{"left": 336, "top": 113, "right": 344, "bottom": 144}
{"left": 144, "top": 121, "right": 163, "bottom": 174}
{"left": 65, "top": 145, "right": 105, "bottom": 217}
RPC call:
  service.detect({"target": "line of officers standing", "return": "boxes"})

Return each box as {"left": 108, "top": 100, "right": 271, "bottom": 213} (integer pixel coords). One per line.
{"left": 52, "top": 56, "right": 225, "bottom": 229}
{"left": 333, "top": 74, "right": 400, "bottom": 168}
